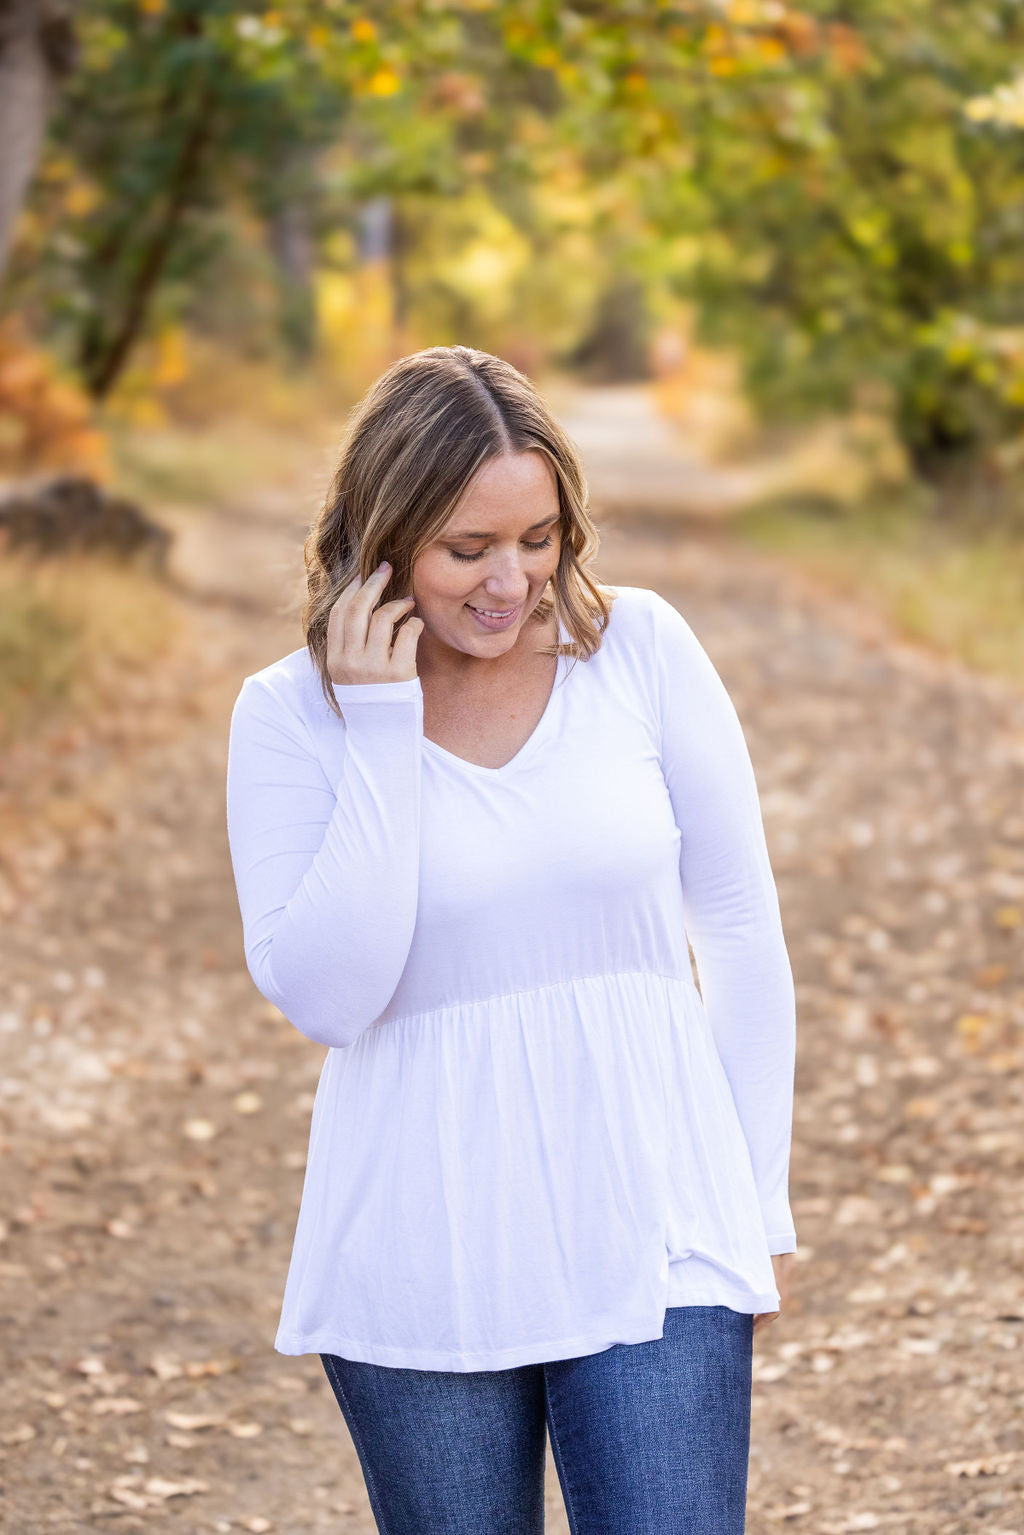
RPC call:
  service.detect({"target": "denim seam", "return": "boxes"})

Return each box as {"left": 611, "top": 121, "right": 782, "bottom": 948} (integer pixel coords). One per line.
{"left": 321, "top": 1353, "right": 393, "bottom": 1535}
{"left": 543, "top": 1374, "right": 582, "bottom": 1535}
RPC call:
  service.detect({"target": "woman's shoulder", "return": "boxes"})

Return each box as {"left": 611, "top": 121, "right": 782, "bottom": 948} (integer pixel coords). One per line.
{"left": 232, "top": 646, "right": 326, "bottom": 732}
{"left": 604, "top": 583, "right": 705, "bottom": 653}
{"left": 600, "top": 583, "right": 691, "bottom": 657}
{"left": 595, "top": 585, "right": 715, "bottom": 722}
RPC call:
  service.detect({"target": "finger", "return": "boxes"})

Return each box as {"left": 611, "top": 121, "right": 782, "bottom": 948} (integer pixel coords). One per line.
{"left": 390, "top": 614, "right": 423, "bottom": 672}
{"left": 343, "top": 563, "right": 394, "bottom": 649}
{"left": 364, "top": 597, "right": 416, "bottom": 666}
{"left": 327, "top": 571, "right": 363, "bottom": 643}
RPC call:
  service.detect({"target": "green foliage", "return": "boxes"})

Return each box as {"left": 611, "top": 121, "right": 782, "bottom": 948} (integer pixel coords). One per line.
{"left": 8, "top": 1, "right": 1024, "bottom": 483}
{"left": 646, "top": 2, "right": 1024, "bottom": 479}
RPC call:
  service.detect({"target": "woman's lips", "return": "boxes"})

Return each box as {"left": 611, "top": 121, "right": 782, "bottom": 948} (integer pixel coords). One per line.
{"left": 466, "top": 602, "right": 522, "bottom": 631}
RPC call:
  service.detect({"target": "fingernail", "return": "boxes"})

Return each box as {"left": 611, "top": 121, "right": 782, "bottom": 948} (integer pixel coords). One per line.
{"left": 377, "top": 559, "right": 390, "bottom": 572}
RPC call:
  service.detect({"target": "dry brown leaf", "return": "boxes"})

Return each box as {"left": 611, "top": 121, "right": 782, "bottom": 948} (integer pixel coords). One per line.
{"left": 182, "top": 1118, "right": 217, "bottom": 1141}
{"left": 1, "top": 1423, "right": 37, "bottom": 1445}
{"left": 945, "top": 1453, "right": 1018, "bottom": 1476}
{"left": 183, "top": 1357, "right": 233, "bottom": 1377}
{"left": 144, "top": 1475, "right": 209, "bottom": 1499}
{"left": 92, "top": 1397, "right": 142, "bottom": 1415}
{"left": 148, "top": 1354, "right": 182, "bottom": 1381}
{"left": 164, "top": 1410, "right": 225, "bottom": 1431}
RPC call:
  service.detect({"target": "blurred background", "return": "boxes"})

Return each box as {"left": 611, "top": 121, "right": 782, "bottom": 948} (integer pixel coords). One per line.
{"left": 2, "top": 4, "right": 1023, "bottom": 1533}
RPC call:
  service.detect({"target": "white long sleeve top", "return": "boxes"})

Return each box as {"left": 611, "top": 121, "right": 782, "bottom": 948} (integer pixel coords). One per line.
{"left": 225, "top": 583, "right": 797, "bottom": 1371}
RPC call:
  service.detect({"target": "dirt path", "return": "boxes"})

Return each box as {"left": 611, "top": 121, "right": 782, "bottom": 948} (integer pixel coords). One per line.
{"left": 2, "top": 389, "right": 1023, "bottom": 1534}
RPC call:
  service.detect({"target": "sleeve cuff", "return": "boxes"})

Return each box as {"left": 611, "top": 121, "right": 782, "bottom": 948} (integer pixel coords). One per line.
{"left": 331, "top": 677, "right": 423, "bottom": 706}
{"left": 766, "top": 1233, "right": 798, "bottom": 1256}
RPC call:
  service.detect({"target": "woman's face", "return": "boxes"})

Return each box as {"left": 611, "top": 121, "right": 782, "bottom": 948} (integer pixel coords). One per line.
{"left": 411, "top": 450, "right": 562, "bottom": 661}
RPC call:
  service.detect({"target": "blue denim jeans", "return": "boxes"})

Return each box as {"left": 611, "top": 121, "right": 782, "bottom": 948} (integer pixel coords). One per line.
{"left": 320, "top": 1304, "right": 753, "bottom": 1534}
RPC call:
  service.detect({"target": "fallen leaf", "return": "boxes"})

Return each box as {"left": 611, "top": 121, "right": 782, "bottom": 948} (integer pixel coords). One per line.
{"left": 945, "top": 1453, "right": 1018, "bottom": 1476}
{"left": 73, "top": 1356, "right": 106, "bottom": 1376}
{"left": 1, "top": 1423, "right": 37, "bottom": 1444}
{"left": 183, "top": 1357, "right": 233, "bottom": 1377}
{"left": 899, "top": 1336, "right": 942, "bottom": 1355}
{"left": 108, "top": 1484, "right": 149, "bottom": 1510}
{"left": 144, "top": 1475, "right": 209, "bottom": 1499}
{"left": 183, "top": 1118, "right": 217, "bottom": 1141}
{"left": 148, "top": 1354, "right": 182, "bottom": 1381}
{"left": 164, "top": 1410, "right": 225, "bottom": 1431}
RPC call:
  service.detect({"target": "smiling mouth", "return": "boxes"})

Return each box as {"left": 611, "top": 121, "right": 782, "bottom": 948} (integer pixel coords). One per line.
{"left": 467, "top": 604, "right": 520, "bottom": 619}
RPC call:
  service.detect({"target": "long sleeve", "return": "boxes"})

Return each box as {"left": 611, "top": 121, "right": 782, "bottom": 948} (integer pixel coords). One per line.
{"left": 651, "top": 592, "right": 797, "bottom": 1255}
{"left": 225, "top": 672, "right": 424, "bottom": 1049}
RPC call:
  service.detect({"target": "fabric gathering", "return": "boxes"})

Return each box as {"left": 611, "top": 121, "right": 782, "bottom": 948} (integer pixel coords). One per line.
{"left": 224, "top": 582, "right": 798, "bottom": 1373}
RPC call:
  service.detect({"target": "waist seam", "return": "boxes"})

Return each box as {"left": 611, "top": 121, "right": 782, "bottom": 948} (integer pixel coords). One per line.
{"left": 370, "top": 967, "right": 700, "bottom": 1033}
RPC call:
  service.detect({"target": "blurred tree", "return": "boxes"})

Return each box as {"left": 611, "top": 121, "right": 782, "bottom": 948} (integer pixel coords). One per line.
{"left": 634, "top": 1, "right": 1024, "bottom": 483}
{"left": 0, "top": 0, "right": 78, "bottom": 280}
{"left": 56, "top": 1, "right": 357, "bottom": 398}
{"left": 7, "top": 0, "right": 1024, "bottom": 491}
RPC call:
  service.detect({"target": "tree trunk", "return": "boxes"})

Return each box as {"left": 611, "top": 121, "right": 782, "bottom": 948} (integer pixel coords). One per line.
{"left": 0, "top": 1, "right": 55, "bottom": 280}
{"left": 80, "top": 82, "right": 218, "bottom": 400}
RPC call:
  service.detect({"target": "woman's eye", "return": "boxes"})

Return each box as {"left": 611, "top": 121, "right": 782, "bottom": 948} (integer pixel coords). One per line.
{"left": 448, "top": 533, "right": 554, "bottom": 564}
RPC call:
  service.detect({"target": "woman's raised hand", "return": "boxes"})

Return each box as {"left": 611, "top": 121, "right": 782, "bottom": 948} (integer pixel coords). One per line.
{"left": 327, "top": 561, "right": 423, "bottom": 686}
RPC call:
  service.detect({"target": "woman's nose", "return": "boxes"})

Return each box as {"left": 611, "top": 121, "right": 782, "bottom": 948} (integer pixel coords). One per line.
{"left": 482, "top": 550, "right": 530, "bottom": 598}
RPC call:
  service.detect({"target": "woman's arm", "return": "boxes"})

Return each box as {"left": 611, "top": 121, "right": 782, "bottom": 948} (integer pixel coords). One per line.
{"left": 225, "top": 673, "right": 423, "bottom": 1049}
{"left": 651, "top": 591, "right": 797, "bottom": 1255}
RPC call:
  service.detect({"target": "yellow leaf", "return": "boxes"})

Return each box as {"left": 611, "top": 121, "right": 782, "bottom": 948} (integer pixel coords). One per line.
{"left": 757, "top": 37, "right": 786, "bottom": 64}
{"left": 154, "top": 326, "right": 187, "bottom": 388}
{"left": 367, "top": 67, "right": 401, "bottom": 96}
{"left": 65, "top": 180, "right": 99, "bottom": 218}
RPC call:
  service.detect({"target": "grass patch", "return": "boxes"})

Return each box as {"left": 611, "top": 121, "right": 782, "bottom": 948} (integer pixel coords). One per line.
{"left": 104, "top": 414, "right": 340, "bottom": 514}
{"left": 734, "top": 489, "right": 1024, "bottom": 683}
{"left": 0, "top": 550, "right": 182, "bottom": 746}
{"left": 102, "top": 345, "right": 355, "bottom": 513}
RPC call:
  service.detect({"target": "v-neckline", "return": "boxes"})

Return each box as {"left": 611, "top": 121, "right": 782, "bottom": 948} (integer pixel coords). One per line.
{"left": 421, "top": 615, "right": 570, "bottom": 779}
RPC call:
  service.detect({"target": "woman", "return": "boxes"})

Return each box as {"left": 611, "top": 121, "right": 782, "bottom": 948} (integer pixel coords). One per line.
{"left": 225, "top": 344, "right": 798, "bottom": 1534}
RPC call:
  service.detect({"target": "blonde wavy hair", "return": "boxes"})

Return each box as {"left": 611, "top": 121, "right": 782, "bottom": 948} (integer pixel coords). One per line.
{"left": 302, "top": 344, "right": 616, "bottom": 717}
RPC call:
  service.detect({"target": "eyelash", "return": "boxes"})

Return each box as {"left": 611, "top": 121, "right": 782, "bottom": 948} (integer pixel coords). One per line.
{"left": 448, "top": 533, "right": 554, "bottom": 564}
